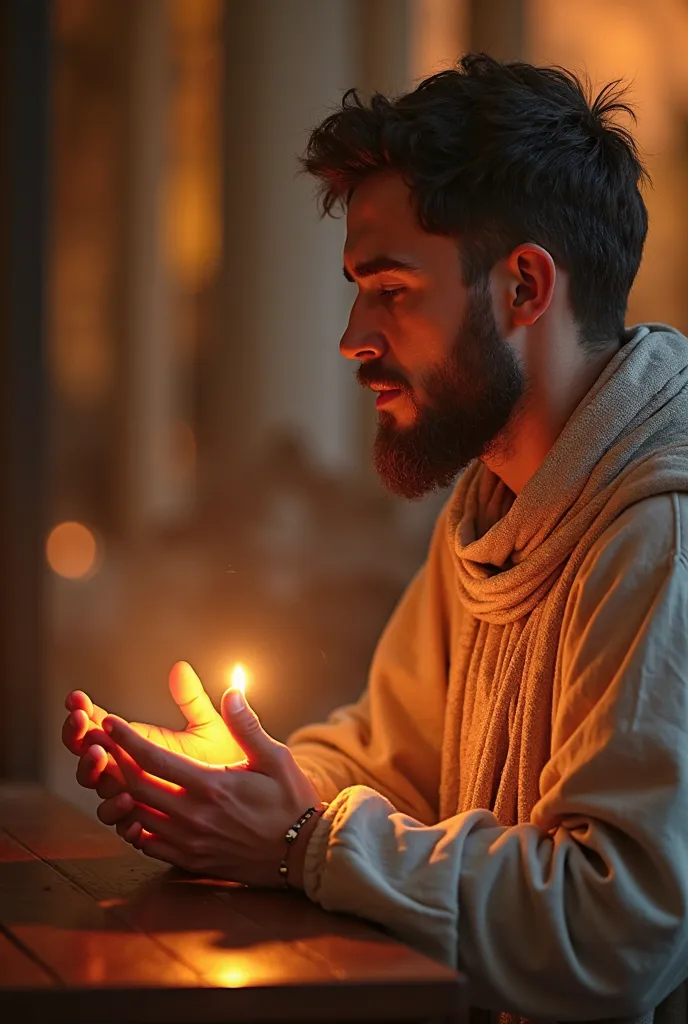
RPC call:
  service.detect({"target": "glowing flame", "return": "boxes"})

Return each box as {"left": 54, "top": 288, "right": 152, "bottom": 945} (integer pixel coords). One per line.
{"left": 228, "top": 663, "right": 248, "bottom": 695}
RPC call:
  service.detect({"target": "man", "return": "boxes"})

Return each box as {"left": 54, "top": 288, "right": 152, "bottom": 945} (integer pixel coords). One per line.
{"left": 62, "top": 54, "right": 688, "bottom": 1023}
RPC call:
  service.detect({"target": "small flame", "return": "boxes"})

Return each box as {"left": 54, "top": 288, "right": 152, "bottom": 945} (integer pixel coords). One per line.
{"left": 229, "top": 663, "right": 248, "bottom": 695}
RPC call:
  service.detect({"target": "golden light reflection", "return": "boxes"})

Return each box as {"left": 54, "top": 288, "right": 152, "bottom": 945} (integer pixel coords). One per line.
{"left": 46, "top": 521, "right": 99, "bottom": 580}
{"left": 228, "top": 663, "right": 248, "bottom": 695}
{"left": 216, "top": 964, "right": 251, "bottom": 988}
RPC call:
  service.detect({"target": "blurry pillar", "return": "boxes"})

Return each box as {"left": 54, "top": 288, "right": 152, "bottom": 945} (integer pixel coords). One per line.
{"left": 359, "top": 0, "right": 413, "bottom": 95}
{"left": 409, "top": 0, "right": 469, "bottom": 81}
{"left": 215, "top": 0, "right": 355, "bottom": 489}
{"left": 118, "top": 0, "right": 189, "bottom": 539}
{"left": 0, "top": 0, "right": 49, "bottom": 778}
{"left": 469, "top": 0, "right": 525, "bottom": 60}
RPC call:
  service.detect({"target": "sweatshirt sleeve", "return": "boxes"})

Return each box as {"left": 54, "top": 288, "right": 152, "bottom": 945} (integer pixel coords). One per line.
{"left": 301, "top": 493, "right": 688, "bottom": 1021}
{"left": 287, "top": 499, "right": 459, "bottom": 826}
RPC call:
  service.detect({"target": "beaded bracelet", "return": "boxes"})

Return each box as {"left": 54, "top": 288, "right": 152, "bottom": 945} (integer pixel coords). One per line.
{"left": 278, "top": 806, "right": 324, "bottom": 887}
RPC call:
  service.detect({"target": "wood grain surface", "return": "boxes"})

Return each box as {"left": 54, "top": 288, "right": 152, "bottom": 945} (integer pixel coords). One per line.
{"left": 0, "top": 783, "right": 466, "bottom": 1022}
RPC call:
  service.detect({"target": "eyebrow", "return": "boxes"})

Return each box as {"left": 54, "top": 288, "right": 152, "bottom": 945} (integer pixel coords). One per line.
{"left": 343, "top": 255, "right": 422, "bottom": 283}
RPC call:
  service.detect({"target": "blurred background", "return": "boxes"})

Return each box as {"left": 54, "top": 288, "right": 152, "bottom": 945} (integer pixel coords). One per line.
{"left": 1, "top": 0, "right": 687, "bottom": 814}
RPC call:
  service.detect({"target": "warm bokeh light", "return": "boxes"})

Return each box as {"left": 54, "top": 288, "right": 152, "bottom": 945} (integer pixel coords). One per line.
{"left": 228, "top": 662, "right": 248, "bottom": 695}
{"left": 46, "top": 521, "right": 99, "bottom": 580}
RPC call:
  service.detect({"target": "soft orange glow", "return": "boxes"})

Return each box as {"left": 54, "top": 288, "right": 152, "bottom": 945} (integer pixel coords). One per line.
{"left": 216, "top": 964, "right": 250, "bottom": 987}
{"left": 228, "top": 663, "right": 248, "bottom": 695}
{"left": 46, "top": 521, "right": 98, "bottom": 580}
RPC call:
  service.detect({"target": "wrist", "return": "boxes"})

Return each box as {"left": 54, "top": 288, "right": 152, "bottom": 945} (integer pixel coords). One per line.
{"left": 281, "top": 805, "right": 326, "bottom": 891}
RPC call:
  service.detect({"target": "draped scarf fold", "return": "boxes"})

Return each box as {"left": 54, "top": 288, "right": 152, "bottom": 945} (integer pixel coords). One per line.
{"left": 439, "top": 323, "right": 688, "bottom": 827}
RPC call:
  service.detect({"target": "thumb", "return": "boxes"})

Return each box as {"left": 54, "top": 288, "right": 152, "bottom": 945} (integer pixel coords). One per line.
{"left": 220, "top": 687, "right": 275, "bottom": 765}
{"left": 168, "top": 661, "right": 220, "bottom": 728}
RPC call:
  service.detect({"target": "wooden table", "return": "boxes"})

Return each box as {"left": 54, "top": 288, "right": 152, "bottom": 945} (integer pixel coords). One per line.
{"left": 0, "top": 784, "right": 466, "bottom": 1022}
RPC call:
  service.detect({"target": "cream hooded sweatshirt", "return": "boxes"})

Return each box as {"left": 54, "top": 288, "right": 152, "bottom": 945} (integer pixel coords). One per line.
{"left": 288, "top": 323, "right": 688, "bottom": 1024}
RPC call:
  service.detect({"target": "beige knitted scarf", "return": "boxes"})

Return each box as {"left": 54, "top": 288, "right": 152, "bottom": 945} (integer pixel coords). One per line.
{"left": 439, "top": 322, "right": 688, "bottom": 1024}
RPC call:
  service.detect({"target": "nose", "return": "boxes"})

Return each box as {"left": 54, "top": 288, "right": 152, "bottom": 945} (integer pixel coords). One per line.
{"left": 339, "top": 297, "right": 388, "bottom": 362}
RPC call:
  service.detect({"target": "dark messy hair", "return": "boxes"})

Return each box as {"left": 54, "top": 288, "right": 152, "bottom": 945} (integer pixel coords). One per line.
{"left": 300, "top": 53, "right": 650, "bottom": 351}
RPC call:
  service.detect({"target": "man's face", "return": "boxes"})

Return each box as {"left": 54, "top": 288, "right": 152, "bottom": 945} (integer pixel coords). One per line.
{"left": 341, "top": 172, "right": 528, "bottom": 499}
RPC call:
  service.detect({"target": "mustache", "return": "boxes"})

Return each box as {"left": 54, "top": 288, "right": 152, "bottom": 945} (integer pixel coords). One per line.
{"left": 356, "top": 363, "right": 410, "bottom": 392}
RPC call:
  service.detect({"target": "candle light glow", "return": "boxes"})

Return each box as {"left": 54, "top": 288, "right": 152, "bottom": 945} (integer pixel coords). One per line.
{"left": 229, "top": 663, "right": 248, "bottom": 695}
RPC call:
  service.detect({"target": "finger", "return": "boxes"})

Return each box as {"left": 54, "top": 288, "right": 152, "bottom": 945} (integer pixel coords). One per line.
{"left": 168, "top": 661, "right": 219, "bottom": 729}
{"left": 220, "top": 687, "right": 281, "bottom": 766}
{"left": 115, "top": 815, "right": 140, "bottom": 840}
{"left": 103, "top": 733, "right": 186, "bottom": 816}
{"left": 62, "top": 709, "right": 89, "bottom": 755}
{"left": 75, "top": 744, "right": 108, "bottom": 789}
{"left": 65, "top": 714, "right": 110, "bottom": 758}
{"left": 97, "top": 791, "right": 135, "bottom": 826}
{"left": 63, "top": 707, "right": 113, "bottom": 758}
{"left": 86, "top": 703, "right": 110, "bottom": 727}
{"left": 116, "top": 802, "right": 187, "bottom": 847}
{"left": 103, "top": 715, "right": 212, "bottom": 791}
{"left": 65, "top": 691, "right": 93, "bottom": 717}
{"left": 76, "top": 744, "right": 126, "bottom": 795}
{"left": 94, "top": 760, "right": 126, "bottom": 798}
{"left": 66, "top": 690, "right": 112, "bottom": 729}
{"left": 137, "top": 833, "right": 192, "bottom": 872}
{"left": 119, "top": 820, "right": 143, "bottom": 846}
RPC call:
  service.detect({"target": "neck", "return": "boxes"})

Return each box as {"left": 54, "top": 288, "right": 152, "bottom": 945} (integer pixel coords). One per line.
{"left": 482, "top": 335, "right": 621, "bottom": 496}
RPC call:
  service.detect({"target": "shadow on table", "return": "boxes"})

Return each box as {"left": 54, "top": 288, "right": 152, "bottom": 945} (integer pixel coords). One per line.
{"left": 0, "top": 847, "right": 432, "bottom": 987}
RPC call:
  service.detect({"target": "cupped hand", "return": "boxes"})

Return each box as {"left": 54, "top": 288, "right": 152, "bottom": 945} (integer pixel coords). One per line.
{"left": 97, "top": 686, "right": 322, "bottom": 889}
{"left": 62, "top": 662, "right": 245, "bottom": 800}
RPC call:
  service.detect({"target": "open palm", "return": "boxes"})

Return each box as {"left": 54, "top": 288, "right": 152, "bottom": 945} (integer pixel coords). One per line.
{"left": 126, "top": 662, "right": 243, "bottom": 765}
{"left": 64, "top": 663, "right": 245, "bottom": 796}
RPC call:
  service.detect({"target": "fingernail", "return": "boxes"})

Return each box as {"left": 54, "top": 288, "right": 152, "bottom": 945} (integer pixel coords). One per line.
{"left": 226, "top": 688, "right": 245, "bottom": 712}
{"left": 103, "top": 719, "right": 114, "bottom": 735}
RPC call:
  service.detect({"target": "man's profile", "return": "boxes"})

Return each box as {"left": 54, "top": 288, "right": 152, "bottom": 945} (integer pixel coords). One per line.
{"left": 62, "top": 54, "right": 688, "bottom": 1024}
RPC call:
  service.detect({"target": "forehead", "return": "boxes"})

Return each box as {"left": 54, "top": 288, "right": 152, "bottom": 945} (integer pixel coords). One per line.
{"left": 345, "top": 172, "right": 425, "bottom": 257}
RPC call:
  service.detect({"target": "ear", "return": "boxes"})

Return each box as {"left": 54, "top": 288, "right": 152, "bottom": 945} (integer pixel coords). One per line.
{"left": 502, "top": 243, "right": 556, "bottom": 329}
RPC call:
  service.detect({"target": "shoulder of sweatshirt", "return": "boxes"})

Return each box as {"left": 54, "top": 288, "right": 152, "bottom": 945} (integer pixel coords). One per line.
{"left": 573, "top": 491, "right": 688, "bottom": 605}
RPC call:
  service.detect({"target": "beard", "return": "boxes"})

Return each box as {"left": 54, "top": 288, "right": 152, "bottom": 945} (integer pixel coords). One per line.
{"left": 362, "top": 279, "right": 528, "bottom": 501}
